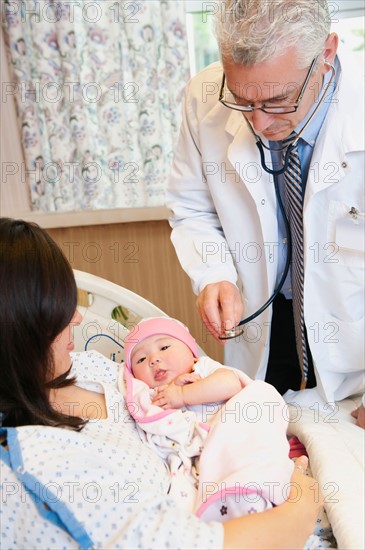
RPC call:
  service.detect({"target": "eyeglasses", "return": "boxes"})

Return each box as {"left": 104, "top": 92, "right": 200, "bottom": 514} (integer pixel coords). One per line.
{"left": 219, "top": 56, "right": 318, "bottom": 114}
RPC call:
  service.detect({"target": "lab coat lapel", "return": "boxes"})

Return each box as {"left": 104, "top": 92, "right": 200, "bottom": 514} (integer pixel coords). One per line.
{"left": 305, "top": 51, "right": 364, "bottom": 199}
{"left": 306, "top": 106, "right": 347, "bottom": 199}
{"left": 225, "top": 111, "right": 279, "bottom": 292}
{"left": 225, "top": 111, "right": 274, "bottom": 203}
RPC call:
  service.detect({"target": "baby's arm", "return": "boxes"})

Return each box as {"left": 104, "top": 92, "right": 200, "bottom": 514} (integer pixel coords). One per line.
{"left": 174, "top": 372, "right": 202, "bottom": 385}
{"left": 152, "top": 368, "right": 242, "bottom": 409}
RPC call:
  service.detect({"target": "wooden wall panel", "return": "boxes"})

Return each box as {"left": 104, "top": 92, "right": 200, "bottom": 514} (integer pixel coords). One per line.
{"left": 48, "top": 221, "right": 224, "bottom": 362}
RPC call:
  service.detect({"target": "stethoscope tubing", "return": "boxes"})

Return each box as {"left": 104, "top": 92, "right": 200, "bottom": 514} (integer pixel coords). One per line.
{"left": 219, "top": 172, "right": 292, "bottom": 339}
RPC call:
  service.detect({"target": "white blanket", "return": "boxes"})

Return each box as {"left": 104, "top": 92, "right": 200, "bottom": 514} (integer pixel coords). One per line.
{"left": 288, "top": 397, "right": 364, "bottom": 550}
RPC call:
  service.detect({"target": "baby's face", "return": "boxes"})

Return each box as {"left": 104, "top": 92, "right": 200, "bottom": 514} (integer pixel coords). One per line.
{"left": 130, "top": 334, "right": 195, "bottom": 388}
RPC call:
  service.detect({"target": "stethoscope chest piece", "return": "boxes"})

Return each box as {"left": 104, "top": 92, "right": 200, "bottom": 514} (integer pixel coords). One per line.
{"left": 220, "top": 327, "right": 245, "bottom": 340}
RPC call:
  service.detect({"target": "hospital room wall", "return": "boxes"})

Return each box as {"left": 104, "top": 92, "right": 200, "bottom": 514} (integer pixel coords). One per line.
{"left": 47, "top": 222, "right": 224, "bottom": 362}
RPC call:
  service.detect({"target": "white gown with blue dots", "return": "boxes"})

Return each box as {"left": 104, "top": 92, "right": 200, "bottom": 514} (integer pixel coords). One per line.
{"left": 0, "top": 351, "right": 223, "bottom": 550}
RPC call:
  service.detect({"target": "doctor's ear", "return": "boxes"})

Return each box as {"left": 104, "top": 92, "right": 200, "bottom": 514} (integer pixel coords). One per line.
{"left": 323, "top": 32, "right": 339, "bottom": 67}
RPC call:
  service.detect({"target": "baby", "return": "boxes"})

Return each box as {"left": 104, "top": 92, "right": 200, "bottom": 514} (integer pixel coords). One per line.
{"left": 121, "top": 317, "right": 294, "bottom": 522}
{"left": 124, "top": 316, "right": 246, "bottom": 414}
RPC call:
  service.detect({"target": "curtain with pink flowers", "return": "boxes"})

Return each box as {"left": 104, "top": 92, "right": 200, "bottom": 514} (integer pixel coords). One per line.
{"left": 2, "top": 0, "right": 190, "bottom": 211}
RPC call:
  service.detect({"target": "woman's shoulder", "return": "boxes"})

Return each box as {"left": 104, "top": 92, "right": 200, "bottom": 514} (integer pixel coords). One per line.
{"left": 70, "top": 350, "right": 121, "bottom": 387}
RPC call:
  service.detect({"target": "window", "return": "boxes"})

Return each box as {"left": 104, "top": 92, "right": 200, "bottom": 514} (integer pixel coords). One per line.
{"left": 334, "top": 15, "right": 365, "bottom": 52}
{"left": 185, "top": 1, "right": 365, "bottom": 75}
{"left": 185, "top": 7, "right": 219, "bottom": 75}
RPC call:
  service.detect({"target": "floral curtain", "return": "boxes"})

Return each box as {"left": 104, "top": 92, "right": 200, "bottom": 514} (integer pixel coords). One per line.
{"left": 2, "top": 0, "right": 190, "bottom": 211}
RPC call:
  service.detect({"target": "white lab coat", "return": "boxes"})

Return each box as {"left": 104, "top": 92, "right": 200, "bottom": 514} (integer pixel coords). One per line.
{"left": 167, "top": 46, "right": 364, "bottom": 407}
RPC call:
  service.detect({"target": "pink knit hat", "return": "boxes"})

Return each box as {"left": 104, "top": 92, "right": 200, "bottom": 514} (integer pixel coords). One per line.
{"left": 124, "top": 317, "right": 199, "bottom": 370}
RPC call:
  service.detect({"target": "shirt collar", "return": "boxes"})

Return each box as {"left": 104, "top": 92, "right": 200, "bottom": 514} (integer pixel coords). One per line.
{"left": 295, "top": 55, "right": 340, "bottom": 147}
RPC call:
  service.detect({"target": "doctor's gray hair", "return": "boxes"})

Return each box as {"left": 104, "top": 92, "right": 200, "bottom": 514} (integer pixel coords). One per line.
{"left": 214, "top": 0, "right": 331, "bottom": 69}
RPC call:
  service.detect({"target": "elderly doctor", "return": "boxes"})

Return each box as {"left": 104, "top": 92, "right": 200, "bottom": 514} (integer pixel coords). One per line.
{"left": 167, "top": 0, "right": 365, "bottom": 427}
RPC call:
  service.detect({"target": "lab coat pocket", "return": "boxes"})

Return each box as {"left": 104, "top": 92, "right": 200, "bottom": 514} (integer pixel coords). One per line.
{"left": 327, "top": 316, "right": 365, "bottom": 373}
{"left": 327, "top": 201, "right": 365, "bottom": 267}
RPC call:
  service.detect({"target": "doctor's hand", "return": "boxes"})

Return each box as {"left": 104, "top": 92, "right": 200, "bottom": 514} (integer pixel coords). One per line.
{"left": 351, "top": 404, "right": 365, "bottom": 429}
{"left": 196, "top": 281, "right": 244, "bottom": 342}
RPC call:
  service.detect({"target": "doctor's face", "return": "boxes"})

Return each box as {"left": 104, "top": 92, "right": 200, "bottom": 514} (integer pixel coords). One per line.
{"left": 222, "top": 40, "right": 337, "bottom": 141}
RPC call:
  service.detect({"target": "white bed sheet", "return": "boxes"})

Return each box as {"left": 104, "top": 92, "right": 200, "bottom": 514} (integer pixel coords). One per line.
{"left": 288, "top": 397, "right": 365, "bottom": 550}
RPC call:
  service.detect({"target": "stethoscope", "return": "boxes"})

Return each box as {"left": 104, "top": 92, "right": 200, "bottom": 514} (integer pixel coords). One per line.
{"left": 220, "top": 61, "right": 336, "bottom": 340}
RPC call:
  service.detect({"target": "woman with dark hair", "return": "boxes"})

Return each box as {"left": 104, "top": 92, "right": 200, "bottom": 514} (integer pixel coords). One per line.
{"left": 0, "top": 218, "right": 323, "bottom": 550}
{"left": 0, "top": 217, "right": 84, "bottom": 430}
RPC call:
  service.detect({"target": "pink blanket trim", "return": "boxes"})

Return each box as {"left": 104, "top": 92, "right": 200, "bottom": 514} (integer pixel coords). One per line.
{"left": 124, "top": 366, "right": 176, "bottom": 423}
{"left": 196, "top": 486, "right": 266, "bottom": 517}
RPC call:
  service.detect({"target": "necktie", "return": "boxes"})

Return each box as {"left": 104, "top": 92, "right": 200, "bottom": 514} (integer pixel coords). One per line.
{"left": 282, "top": 133, "right": 309, "bottom": 386}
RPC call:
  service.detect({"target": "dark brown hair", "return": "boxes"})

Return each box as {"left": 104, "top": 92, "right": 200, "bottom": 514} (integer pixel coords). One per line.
{"left": 0, "top": 218, "right": 85, "bottom": 430}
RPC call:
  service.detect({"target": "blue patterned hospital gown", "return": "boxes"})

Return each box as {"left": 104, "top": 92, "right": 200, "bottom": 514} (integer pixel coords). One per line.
{"left": 0, "top": 351, "right": 223, "bottom": 549}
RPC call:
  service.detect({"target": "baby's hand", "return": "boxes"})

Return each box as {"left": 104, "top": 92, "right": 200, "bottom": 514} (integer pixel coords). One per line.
{"left": 174, "top": 373, "right": 202, "bottom": 386}
{"left": 152, "top": 384, "right": 185, "bottom": 409}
